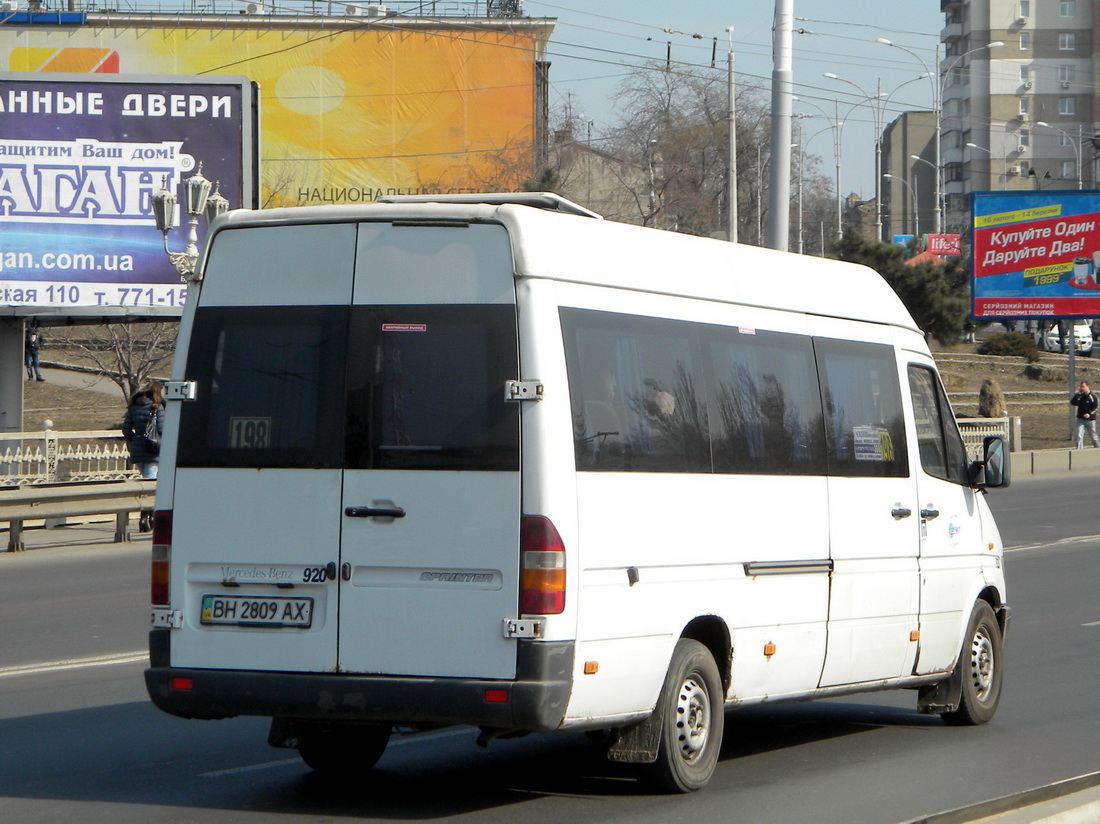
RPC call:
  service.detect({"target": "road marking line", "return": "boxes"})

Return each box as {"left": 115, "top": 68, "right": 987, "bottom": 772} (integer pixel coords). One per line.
{"left": 1085, "top": 621, "right": 1100, "bottom": 627}
{"left": 199, "top": 728, "right": 472, "bottom": 778}
{"left": 200, "top": 759, "right": 300, "bottom": 778}
{"left": 0, "top": 651, "right": 147, "bottom": 680}
{"left": 1005, "top": 534, "right": 1100, "bottom": 553}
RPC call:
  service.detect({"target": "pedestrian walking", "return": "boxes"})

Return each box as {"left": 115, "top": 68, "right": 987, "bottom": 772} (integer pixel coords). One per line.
{"left": 1070, "top": 381, "right": 1100, "bottom": 449}
{"left": 24, "top": 319, "right": 44, "bottom": 381}
{"left": 122, "top": 381, "right": 164, "bottom": 531}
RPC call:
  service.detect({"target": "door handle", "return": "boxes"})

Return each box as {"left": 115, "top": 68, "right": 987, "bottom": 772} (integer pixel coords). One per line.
{"left": 341, "top": 563, "right": 351, "bottom": 582}
{"left": 345, "top": 505, "right": 406, "bottom": 519}
{"left": 891, "top": 507, "right": 913, "bottom": 520}
{"left": 920, "top": 508, "right": 940, "bottom": 520}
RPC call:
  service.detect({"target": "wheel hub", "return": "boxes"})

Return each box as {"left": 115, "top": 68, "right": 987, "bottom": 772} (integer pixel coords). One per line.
{"left": 969, "top": 627, "right": 995, "bottom": 702}
{"left": 674, "top": 676, "right": 711, "bottom": 762}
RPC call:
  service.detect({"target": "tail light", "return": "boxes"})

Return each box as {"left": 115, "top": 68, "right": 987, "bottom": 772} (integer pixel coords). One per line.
{"left": 520, "top": 515, "right": 565, "bottom": 615}
{"left": 151, "top": 510, "right": 172, "bottom": 606}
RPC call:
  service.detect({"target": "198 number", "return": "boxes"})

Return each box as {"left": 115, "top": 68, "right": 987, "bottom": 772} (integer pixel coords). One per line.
{"left": 229, "top": 417, "right": 272, "bottom": 449}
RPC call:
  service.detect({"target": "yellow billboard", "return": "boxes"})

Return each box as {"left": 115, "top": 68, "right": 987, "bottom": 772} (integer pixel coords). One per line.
{"left": 2, "top": 15, "right": 553, "bottom": 207}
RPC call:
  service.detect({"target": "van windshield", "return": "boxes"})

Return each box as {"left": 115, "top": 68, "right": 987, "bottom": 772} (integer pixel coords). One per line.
{"left": 177, "top": 304, "right": 519, "bottom": 471}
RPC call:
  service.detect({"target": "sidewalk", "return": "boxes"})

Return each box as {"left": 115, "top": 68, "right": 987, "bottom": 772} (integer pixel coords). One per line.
{"left": 909, "top": 772, "right": 1100, "bottom": 824}
{"left": 1014, "top": 446, "right": 1100, "bottom": 475}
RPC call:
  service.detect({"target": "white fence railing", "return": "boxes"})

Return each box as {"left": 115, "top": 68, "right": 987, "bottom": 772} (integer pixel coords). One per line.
{"left": 0, "top": 427, "right": 139, "bottom": 486}
{"left": 956, "top": 417, "right": 1013, "bottom": 461}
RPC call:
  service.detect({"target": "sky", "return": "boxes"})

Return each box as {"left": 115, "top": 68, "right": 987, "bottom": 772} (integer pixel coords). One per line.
{"left": 522, "top": 0, "right": 946, "bottom": 198}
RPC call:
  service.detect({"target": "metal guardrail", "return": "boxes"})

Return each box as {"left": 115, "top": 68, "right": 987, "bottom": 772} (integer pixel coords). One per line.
{"left": 1, "top": 480, "right": 155, "bottom": 552}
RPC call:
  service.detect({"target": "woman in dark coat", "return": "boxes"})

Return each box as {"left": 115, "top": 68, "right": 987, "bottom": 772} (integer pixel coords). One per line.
{"left": 122, "top": 381, "right": 164, "bottom": 532}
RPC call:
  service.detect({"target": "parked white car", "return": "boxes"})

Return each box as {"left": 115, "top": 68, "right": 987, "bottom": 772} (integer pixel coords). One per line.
{"left": 1035, "top": 321, "right": 1093, "bottom": 355}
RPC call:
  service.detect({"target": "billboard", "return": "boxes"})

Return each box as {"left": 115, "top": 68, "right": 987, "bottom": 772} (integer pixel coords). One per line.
{"left": 972, "top": 190, "right": 1100, "bottom": 320}
{"left": 0, "top": 73, "right": 255, "bottom": 313}
{"left": 0, "top": 18, "right": 552, "bottom": 211}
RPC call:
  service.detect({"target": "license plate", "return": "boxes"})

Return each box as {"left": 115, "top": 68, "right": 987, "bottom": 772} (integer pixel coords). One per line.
{"left": 200, "top": 595, "right": 314, "bottom": 628}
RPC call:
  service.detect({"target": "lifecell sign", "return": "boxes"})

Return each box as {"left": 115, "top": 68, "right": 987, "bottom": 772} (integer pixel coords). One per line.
{"left": 971, "top": 191, "right": 1100, "bottom": 319}
{"left": 0, "top": 74, "right": 254, "bottom": 313}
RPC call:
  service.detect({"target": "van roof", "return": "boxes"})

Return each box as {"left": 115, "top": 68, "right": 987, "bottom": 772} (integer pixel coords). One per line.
{"left": 206, "top": 196, "right": 921, "bottom": 334}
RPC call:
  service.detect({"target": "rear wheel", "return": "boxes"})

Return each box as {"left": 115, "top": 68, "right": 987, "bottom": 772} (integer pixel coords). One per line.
{"left": 941, "top": 601, "right": 1003, "bottom": 726}
{"left": 296, "top": 723, "right": 391, "bottom": 775}
{"left": 635, "top": 639, "right": 724, "bottom": 793}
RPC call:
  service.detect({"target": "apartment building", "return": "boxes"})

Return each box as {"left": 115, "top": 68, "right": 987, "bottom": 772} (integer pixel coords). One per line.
{"left": 939, "top": 0, "right": 1095, "bottom": 231}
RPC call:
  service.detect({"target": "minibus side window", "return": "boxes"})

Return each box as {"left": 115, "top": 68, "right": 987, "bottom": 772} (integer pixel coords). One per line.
{"left": 561, "top": 309, "right": 709, "bottom": 473}
{"left": 908, "top": 365, "right": 970, "bottom": 485}
{"left": 706, "top": 327, "right": 827, "bottom": 475}
{"left": 815, "top": 339, "right": 909, "bottom": 478}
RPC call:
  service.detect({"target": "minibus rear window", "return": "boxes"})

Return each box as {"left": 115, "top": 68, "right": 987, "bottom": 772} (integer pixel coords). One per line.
{"left": 176, "top": 306, "right": 349, "bottom": 468}
{"left": 344, "top": 305, "right": 519, "bottom": 472}
{"left": 177, "top": 304, "right": 518, "bottom": 472}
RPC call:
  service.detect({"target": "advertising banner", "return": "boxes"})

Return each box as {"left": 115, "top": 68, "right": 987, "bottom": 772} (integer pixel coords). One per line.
{"left": 927, "top": 234, "right": 961, "bottom": 256}
{"left": 972, "top": 191, "right": 1100, "bottom": 319}
{"left": 1, "top": 23, "right": 547, "bottom": 211}
{"left": 0, "top": 74, "right": 253, "bottom": 312}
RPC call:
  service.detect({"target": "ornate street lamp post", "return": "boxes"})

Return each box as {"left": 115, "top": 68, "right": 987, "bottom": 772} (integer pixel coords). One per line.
{"left": 151, "top": 163, "right": 230, "bottom": 281}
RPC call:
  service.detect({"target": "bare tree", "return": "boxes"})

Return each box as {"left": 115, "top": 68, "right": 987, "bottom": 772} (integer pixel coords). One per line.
{"left": 53, "top": 322, "right": 177, "bottom": 405}
{"left": 594, "top": 61, "right": 834, "bottom": 247}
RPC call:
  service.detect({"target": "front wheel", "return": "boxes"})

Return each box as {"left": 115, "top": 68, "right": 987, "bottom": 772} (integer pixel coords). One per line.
{"left": 941, "top": 601, "right": 1004, "bottom": 726}
{"left": 634, "top": 639, "right": 724, "bottom": 793}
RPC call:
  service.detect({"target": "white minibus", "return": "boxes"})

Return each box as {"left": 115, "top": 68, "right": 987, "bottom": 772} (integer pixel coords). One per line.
{"left": 145, "top": 193, "right": 1010, "bottom": 792}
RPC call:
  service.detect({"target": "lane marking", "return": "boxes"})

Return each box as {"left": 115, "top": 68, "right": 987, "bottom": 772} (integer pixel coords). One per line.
{"left": 1084, "top": 621, "right": 1100, "bottom": 627}
{"left": 1005, "top": 534, "right": 1100, "bottom": 553}
{"left": 0, "top": 651, "right": 147, "bottom": 680}
{"left": 200, "top": 759, "right": 300, "bottom": 778}
{"left": 199, "top": 727, "right": 472, "bottom": 778}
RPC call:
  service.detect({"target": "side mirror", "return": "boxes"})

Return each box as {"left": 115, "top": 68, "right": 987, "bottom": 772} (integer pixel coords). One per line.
{"left": 971, "top": 435, "right": 1010, "bottom": 489}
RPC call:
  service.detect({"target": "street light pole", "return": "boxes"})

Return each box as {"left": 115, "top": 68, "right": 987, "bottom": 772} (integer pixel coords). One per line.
{"left": 822, "top": 72, "right": 927, "bottom": 242}
{"left": 1035, "top": 121, "right": 1083, "bottom": 189}
{"left": 878, "top": 38, "right": 1002, "bottom": 234}
{"left": 794, "top": 96, "right": 858, "bottom": 241}
{"left": 727, "top": 27, "right": 738, "bottom": 243}
{"left": 910, "top": 154, "right": 939, "bottom": 235}
{"left": 883, "top": 173, "right": 919, "bottom": 236}
{"left": 766, "top": 0, "right": 794, "bottom": 251}
{"left": 151, "top": 163, "right": 230, "bottom": 281}
{"left": 965, "top": 141, "right": 1007, "bottom": 190}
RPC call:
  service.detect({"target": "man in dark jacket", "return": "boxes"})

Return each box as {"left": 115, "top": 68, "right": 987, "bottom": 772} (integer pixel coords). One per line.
{"left": 1070, "top": 381, "right": 1100, "bottom": 449}
{"left": 24, "top": 320, "right": 44, "bottom": 381}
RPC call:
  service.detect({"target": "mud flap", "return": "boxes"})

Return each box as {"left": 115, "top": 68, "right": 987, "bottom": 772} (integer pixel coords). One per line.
{"left": 606, "top": 708, "right": 663, "bottom": 764}
{"left": 917, "top": 671, "right": 962, "bottom": 715}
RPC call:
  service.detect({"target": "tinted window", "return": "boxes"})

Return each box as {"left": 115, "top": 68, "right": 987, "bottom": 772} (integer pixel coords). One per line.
{"left": 908, "top": 365, "right": 970, "bottom": 484}
{"left": 562, "top": 308, "right": 709, "bottom": 472}
{"left": 345, "top": 305, "right": 519, "bottom": 471}
{"left": 177, "top": 306, "right": 348, "bottom": 468}
{"left": 178, "top": 304, "right": 519, "bottom": 472}
{"left": 816, "top": 338, "right": 908, "bottom": 478}
{"left": 706, "top": 327, "right": 826, "bottom": 475}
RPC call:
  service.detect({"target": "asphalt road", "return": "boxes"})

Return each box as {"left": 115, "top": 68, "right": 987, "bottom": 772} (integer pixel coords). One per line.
{"left": 0, "top": 474, "right": 1097, "bottom": 823}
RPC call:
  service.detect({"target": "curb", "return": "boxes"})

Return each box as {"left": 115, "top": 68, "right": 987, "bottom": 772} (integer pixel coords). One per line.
{"left": 1013, "top": 447, "right": 1100, "bottom": 475}
{"left": 904, "top": 771, "right": 1100, "bottom": 824}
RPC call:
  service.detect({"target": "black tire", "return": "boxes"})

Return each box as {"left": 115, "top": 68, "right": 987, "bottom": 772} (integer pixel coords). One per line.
{"left": 635, "top": 639, "right": 724, "bottom": 793}
{"left": 297, "top": 723, "right": 391, "bottom": 775}
{"left": 941, "top": 601, "right": 1003, "bottom": 726}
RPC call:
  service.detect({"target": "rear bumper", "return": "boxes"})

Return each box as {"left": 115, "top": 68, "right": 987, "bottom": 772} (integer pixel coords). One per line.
{"left": 144, "top": 630, "right": 574, "bottom": 734}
